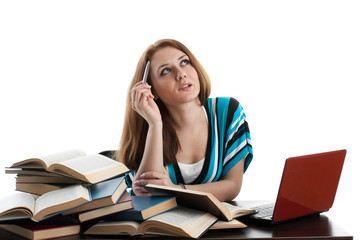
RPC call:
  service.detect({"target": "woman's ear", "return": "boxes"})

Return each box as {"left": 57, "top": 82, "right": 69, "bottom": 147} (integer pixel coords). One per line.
{"left": 151, "top": 88, "right": 159, "bottom": 100}
{"left": 153, "top": 93, "right": 159, "bottom": 101}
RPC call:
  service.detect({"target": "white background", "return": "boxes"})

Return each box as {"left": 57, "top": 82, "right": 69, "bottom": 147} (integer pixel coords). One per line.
{"left": 1, "top": 0, "right": 359, "bottom": 238}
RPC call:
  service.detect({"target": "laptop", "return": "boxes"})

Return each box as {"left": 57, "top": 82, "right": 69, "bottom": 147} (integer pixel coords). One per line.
{"left": 245, "top": 149, "right": 346, "bottom": 224}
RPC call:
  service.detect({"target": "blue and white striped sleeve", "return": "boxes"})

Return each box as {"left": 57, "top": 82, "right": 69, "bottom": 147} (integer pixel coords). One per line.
{"left": 222, "top": 98, "right": 253, "bottom": 177}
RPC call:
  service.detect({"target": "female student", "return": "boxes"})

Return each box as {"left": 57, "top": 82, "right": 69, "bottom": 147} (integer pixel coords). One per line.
{"left": 116, "top": 39, "right": 253, "bottom": 202}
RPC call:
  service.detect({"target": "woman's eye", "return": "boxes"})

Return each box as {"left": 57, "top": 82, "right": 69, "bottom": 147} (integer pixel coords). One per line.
{"left": 180, "top": 59, "right": 190, "bottom": 66}
{"left": 160, "top": 68, "right": 171, "bottom": 76}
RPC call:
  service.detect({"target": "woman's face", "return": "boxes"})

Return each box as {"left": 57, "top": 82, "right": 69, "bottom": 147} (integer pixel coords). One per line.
{"left": 149, "top": 46, "right": 200, "bottom": 107}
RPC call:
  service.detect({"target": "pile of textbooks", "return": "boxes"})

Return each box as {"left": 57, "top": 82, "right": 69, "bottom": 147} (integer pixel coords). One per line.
{"left": 0, "top": 149, "right": 255, "bottom": 239}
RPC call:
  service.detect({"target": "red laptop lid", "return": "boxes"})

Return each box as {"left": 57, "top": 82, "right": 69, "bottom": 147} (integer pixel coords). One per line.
{"left": 273, "top": 149, "right": 346, "bottom": 223}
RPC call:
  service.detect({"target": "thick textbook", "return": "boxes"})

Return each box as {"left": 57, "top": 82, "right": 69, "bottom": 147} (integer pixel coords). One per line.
{"left": 103, "top": 195, "right": 177, "bottom": 221}
{"left": 9, "top": 149, "right": 129, "bottom": 184}
{"left": 16, "top": 182, "right": 67, "bottom": 196}
{"left": 0, "top": 224, "right": 80, "bottom": 240}
{"left": 6, "top": 168, "right": 85, "bottom": 184}
{"left": 78, "top": 191, "right": 133, "bottom": 222}
{"left": 63, "top": 176, "right": 127, "bottom": 215}
{"left": 15, "top": 174, "right": 84, "bottom": 184}
{"left": 84, "top": 206, "right": 217, "bottom": 238}
{"left": 0, "top": 184, "right": 90, "bottom": 222}
{"left": 144, "top": 184, "right": 256, "bottom": 221}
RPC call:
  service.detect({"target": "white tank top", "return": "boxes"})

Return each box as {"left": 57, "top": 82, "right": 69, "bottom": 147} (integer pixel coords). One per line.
{"left": 177, "top": 158, "right": 205, "bottom": 184}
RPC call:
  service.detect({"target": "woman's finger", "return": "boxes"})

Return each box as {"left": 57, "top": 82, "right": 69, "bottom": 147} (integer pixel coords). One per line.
{"left": 132, "top": 87, "right": 153, "bottom": 112}
{"left": 134, "top": 179, "right": 148, "bottom": 187}
{"left": 133, "top": 186, "right": 150, "bottom": 196}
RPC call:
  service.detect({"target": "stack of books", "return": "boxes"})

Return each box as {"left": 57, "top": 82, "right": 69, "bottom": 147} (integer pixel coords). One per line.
{"left": 84, "top": 184, "right": 256, "bottom": 238}
{"left": 0, "top": 149, "right": 255, "bottom": 239}
{"left": 0, "top": 149, "right": 132, "bottom": 239}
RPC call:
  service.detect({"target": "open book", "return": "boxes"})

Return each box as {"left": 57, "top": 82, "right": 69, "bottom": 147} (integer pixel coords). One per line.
{"left": 0, "top": 184, "right": 90, "bottom": 222}
{"left": 209, "top": 219, "right": 247, "bottom": 230}
{"left": 144, "top": 184, "right": 256, "bottom": 221}
{"left": 9, "top": 149, "right": 129, "bottom": 184}
{"left": 84, "top": 206, "right": 217, "bottom": 238}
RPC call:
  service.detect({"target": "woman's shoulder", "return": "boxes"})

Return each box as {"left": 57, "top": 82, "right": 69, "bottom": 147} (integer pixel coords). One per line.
{"left": 206, "top": 97, "right": 242, "bottom": 109}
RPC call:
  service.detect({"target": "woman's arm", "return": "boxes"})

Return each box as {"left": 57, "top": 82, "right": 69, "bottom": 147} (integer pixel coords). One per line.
{"left": 135, "top": 122, "right": 164, "bottom": 177}
{"left": 135, "top": 159, "right": 245, "bottom": 201}
{"left": 184, "top": 160, "right": 244, "bottom": 202}
{"left": 130, "top": 82, "right": 166, "bottom": 195}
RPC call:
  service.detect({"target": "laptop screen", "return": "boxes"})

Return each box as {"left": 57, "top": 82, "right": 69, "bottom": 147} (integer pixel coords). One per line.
{"left": 273, "top": 149, "right": 346, "bottom": 222}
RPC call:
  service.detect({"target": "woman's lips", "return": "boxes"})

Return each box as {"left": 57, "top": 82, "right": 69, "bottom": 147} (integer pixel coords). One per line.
{"left": 178, "top": 82, "right": 193, "bottom": 90}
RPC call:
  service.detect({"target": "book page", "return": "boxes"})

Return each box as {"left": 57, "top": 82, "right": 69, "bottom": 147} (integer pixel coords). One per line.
{"left": 11, "top": 149, "right": 86, "bottom": 169}
{"left": 48, "top": 154, "right": 128, "bottom": 183}
{"left": 34, "top": 184, "right": 90, "bottom": 221}
{"left": 141, "top": 206, "right": 217, "bottom": 238}
{"left": 0, "top": 192, "right": 35, "bottom": 219}
{"left": 58, "top": 154, "right": 120, "bottom": 175}
{"left": 38, "top": 149, "right": 87, "bottom": 167}
{"left": 84, "top": 221, "right": 141, "bottom": 236}
{"left": 147, "top": 207, "right": 204, "bottom": 227}
{"left": 221, "top": 202, "right": 256, "bottom": 218}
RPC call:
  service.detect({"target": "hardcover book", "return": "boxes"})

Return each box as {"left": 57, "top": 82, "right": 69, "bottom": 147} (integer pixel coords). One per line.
{"left": 103, "top": 195, "right": 177, "bottom": 221}
{"left": 0, "top": 224, "right": 80, "bottom": 240}
{"left": 78, "top": 191, "right": 133, "bottom": 222}
{"left": 9, "top": 149, "right": 129, "bottom": 184}
{"left": 63, "top": 176, "right": 127, "bottom": 215}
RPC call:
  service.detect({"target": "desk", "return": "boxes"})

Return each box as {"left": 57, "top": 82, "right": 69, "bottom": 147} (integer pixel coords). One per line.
{"left": 0, "top": 206, "right": 353, "bottom": 239}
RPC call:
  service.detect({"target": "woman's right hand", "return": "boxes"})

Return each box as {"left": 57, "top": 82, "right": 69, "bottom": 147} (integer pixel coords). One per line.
{"left": 131, "top": 82, "right": 161, "bottom": 125}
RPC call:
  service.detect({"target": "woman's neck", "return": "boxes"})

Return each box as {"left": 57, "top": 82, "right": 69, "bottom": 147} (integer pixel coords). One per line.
{"left": 165, "top": 99, "right": 204, "bottom": 131}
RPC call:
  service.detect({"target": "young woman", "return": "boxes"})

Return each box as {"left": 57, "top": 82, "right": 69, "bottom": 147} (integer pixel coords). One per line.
{"left": 116, "top": 39, "right": 253, "bottom": 202}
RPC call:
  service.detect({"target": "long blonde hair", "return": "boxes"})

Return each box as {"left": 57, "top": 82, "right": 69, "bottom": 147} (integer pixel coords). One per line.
{"left": 116, "top": 39, "right": 211, "bottom": 170}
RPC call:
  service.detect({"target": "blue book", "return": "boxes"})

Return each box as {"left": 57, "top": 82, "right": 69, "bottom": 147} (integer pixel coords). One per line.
{"left": 63, "top": 176, "right": 127, "bottom": 215}
{"left": 89, "top": 176, "right": 126, "bottom": 201}
{"left": 104, "top": 195, "right": 178, "bottom": 221}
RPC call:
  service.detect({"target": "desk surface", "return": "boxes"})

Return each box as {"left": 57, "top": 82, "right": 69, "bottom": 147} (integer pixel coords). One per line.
{"left": 0, "top": 205, "right": 353, "bottom": 240}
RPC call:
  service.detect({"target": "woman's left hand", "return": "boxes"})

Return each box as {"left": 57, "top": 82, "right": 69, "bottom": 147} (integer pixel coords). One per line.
{"left": 133, "top": 168, "right": 176, "bottom": 195}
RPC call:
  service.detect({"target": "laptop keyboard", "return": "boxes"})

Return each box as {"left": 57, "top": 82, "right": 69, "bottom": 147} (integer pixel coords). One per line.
{"left": 253, "top": 203, "right": 275, "bottom": 218}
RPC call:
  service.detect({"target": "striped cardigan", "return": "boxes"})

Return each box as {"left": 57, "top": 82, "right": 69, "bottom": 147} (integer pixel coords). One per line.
{"left": 125, "top": 97, "right": 253, "bottom": 187}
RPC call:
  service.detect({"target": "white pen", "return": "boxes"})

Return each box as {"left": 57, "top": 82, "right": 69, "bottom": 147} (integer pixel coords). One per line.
{"left": 142, "top": 61, "right": 150, "bottom": 84}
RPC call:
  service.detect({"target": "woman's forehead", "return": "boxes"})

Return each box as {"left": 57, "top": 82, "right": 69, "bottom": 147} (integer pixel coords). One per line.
{"left": 152, "top": 47, "right": 185, "bottom": 63}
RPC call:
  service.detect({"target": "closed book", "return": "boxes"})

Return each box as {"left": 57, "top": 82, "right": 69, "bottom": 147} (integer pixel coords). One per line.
{"left": 78, "top": 191, "right": 133, "bottom": 222}
{"left": 16, "top": 182, "right": 68, "bottom": 196}
{"left": 104, "top": 195, "right": 177, "bottom": 221}
{"left": 0, "top": 224, "right": 80, "bottom": 240}
{"left": 16, "top": 175, "right": 84, "bottom": 184}
{"left": 63, "top": 175, "right": 127, "bottom": 215}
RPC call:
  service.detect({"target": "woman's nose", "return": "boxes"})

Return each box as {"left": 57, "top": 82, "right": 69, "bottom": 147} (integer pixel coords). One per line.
{"left": 175, "top": 69, "right": 187, "bottom": 81}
